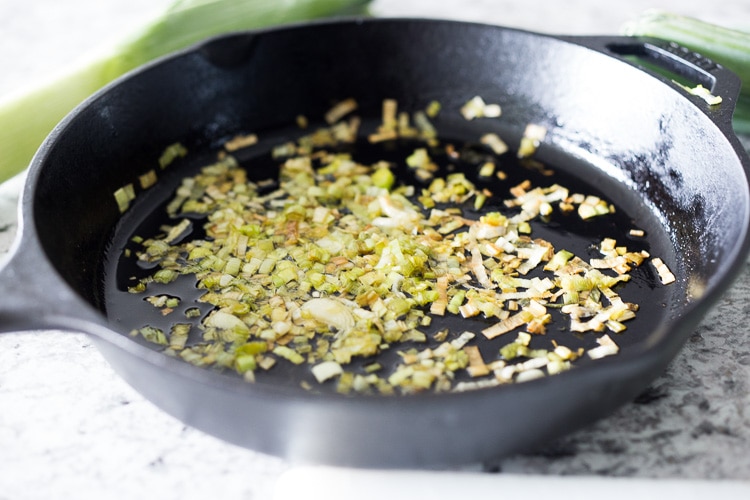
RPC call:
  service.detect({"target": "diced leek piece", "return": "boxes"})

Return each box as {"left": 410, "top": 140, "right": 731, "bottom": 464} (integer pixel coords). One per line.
{"left": 273, "top": 345, "right": 305, "bottom": 365}
{"left": 371, "top": 166, "right": 396, "bottom": 190}
{"left": 311, "top": 361, "right": 343, "bottom": 382}
{"left": 153, "top": 269, "right": 179, "bottom": 284}
{"left": 135, "top": 326, "right": 168, "bottom": 345}
{"left": 159, "top": 143, "right": 188, "bottom": 168}
{"left": 114, "top": 184, "right": 136, "bottom": 213}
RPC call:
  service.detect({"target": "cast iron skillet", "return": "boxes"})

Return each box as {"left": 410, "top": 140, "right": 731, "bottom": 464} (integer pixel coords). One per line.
{"left": 1, "top": 18, "right": 749, "bottom": 468}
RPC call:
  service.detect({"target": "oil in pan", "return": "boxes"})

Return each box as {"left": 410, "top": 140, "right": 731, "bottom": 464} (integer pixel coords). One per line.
{"left": 103, "top": 105, "right": 674, "bottom": 396}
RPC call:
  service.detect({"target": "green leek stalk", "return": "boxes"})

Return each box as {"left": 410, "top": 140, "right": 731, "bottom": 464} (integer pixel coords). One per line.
{"left": 621, "top": 10, "right": 750, "bottom": 135}
{"left": 0, "top": 0, "right": 370, "bottom": 184}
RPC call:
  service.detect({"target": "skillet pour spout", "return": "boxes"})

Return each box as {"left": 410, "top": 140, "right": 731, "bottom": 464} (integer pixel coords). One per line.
{"left": 0, "top": 18, "right": 749, "bottom": 468}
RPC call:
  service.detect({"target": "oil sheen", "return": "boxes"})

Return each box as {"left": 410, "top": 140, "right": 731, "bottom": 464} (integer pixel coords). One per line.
{"left": 103, "top": 127, "right": 671, "bottom": 390}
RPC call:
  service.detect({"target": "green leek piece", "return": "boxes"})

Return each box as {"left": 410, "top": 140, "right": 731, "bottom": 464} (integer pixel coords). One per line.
{"left": 622, "top": 10, "right": 750, "bottom": 135}
{"left": 0, "top": 0, "right": 371, "bottom": 183}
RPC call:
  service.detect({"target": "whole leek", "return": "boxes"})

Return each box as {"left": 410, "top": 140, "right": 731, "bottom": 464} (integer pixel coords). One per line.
{"left": 0, "top": 0, "right": 370, "bottom": 184}
{"left": 622, "top": 10, "right": 750, "bottom": 135}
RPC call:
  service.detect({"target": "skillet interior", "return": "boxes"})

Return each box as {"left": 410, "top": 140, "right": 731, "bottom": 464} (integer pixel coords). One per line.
{"left": 24, "top": 19, "right": 750, "bottom": 466}
{"left": 103, "top": 119, "right": 671, "bottom": 390}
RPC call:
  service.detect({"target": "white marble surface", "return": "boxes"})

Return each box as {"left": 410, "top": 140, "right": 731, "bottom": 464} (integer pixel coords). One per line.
{"left": 1, "top": 1, "right": 750, "bottom": 499}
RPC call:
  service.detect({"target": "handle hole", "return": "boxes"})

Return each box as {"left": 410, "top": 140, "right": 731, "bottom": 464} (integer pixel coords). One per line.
{"left": 607, "top": 42, "right": 718, "bottom": 92}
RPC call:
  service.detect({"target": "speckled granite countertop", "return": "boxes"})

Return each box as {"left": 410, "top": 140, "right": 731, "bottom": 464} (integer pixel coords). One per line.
{"left": 1, "top": 1, "right": 750, "bottom": 499}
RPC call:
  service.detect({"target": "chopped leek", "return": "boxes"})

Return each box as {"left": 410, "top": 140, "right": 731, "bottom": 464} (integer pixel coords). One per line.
{"left": 460, "top": 96, "right": 502, "bottom": 120}
{"left": 651, "top": 257, "right": 677, "bottom": 285}
{"left": 517, "top": 124, "right": 547, "bottom": 159}
{"left": 125, "top": 96, "right": 674, "bottom": 393}
{"left": 312, "top": 361, "right": 344, "bottom": 383}
{"left": 587, "top": 334, "right": 620, "bottom": 359}
{"left": 0, "top": 0, "right": 371, "bottom": 183}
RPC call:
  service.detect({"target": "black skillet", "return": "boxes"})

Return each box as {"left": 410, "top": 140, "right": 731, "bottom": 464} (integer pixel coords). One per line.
{"left": 1, "top": 18, "right": 748, "bottom": 468}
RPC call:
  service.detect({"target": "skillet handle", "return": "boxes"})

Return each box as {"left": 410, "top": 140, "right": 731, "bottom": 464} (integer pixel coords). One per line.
{"left": 561, "top": 35, "right": 742, "bottom": 127}
{"left": 0, "top": 230, "right": 104, "bottom": 334}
